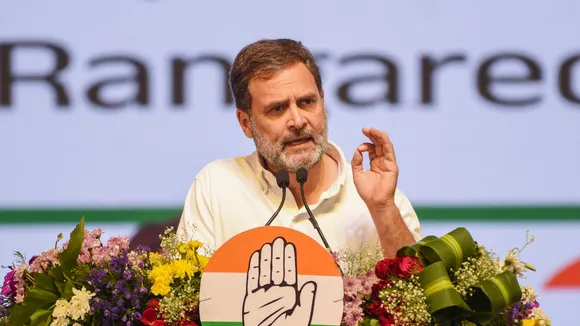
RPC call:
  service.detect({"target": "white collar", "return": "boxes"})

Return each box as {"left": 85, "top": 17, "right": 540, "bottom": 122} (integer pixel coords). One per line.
{"left": 248, "top": 140, "right": 348, "bottom": 199}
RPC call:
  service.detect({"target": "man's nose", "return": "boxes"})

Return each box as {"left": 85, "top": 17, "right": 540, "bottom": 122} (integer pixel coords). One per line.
{"left": 287, "top": 105, "right": 307, "bottom": 129}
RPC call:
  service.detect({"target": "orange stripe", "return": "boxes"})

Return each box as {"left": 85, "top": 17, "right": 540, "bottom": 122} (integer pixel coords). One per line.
{"left": 203, "top": 226, "right": 341, "bottom": 276}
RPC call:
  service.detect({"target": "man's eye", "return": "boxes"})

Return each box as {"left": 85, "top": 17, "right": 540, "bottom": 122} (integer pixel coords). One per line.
{"left": 300, "top": 99, "right": 313, "bottom": 106}
{"left": 272, "top": 105, "right": 283, "bottom": 112}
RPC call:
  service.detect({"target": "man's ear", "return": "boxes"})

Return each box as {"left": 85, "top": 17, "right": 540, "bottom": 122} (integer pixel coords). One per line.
{"left": 236, "top": 108, "right": 253, "bottom": 139}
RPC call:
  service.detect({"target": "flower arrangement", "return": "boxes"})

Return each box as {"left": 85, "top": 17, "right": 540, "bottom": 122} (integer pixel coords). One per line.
{"left": 0, "top": 218, "right": 550, "bottom": 326}
{"left": 337, "top": 228, "right": 551, "bottom": 326}
{"left": 0, "top": 217, "right": 209, "bottom": 326}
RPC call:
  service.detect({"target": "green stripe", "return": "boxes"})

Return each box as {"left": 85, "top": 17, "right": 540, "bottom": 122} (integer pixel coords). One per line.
{"left": 0, "top": 205, "right": 579, "bottom": 224}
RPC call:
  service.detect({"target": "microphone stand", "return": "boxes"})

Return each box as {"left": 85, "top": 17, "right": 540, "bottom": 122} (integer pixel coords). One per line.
{"left": 297, "top": 168, "right": 333, "bottom": 254}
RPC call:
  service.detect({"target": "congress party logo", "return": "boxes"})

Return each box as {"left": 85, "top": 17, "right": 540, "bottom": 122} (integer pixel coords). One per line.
{"left": 199, "top": 226, "right": 344, "bottom": 326}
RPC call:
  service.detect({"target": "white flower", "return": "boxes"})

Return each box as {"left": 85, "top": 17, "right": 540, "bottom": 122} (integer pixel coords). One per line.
{"left": 49, "top": 316, "right": 68, "bottom": 326}
{"left": 501, "top": 250, "right": 526, "bottom": 278}
{"left": 68, "top": 287, "right": 95, "bottom": 321}
{"left": 52, "top": 299, "right": 69, "bottom": 319}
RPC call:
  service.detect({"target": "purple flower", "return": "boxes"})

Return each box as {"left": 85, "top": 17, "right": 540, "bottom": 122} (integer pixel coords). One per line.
{"left": 1, "top": 269, "right": 16, "bottom": 297}
{"left": 28, "top": 256, "right": 38, "bottom": 265}
{"left": 87, "top": 250, "right": 151, "bottom": 324}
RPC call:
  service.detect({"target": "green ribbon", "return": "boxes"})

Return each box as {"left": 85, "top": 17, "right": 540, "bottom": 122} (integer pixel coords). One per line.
{"left": 397, "top": 227, "right": 522, "bottom": 325}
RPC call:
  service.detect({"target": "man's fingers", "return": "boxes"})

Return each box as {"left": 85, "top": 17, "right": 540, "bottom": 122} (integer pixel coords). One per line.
{"left": 247, "top": 251, "right": 260, "bottom": 293}
{"left": 358, "top": 142, "right": 378, "bottom": 161}
{"left": 377, "top": 129, "right": 396, "bottom": 162}
{"left": 357, "top": 142, "right": 375, "bottom": 153}
{"left": 351, "top": 148, "right": 364, "bottom": 176}
{"left": 259, "top": 243, "right": 272, "bottom": 287}
{"left": 363, "top": 128, "right": 384, "bottom": 157}
{"left": 272, "top": 238, "right": 285, "bottom": 285}
{"left": 366, "top": 127, "right": 397, "bottom": 162}
{"left": 283, "top": 243, "right": 296, "bottom": 286}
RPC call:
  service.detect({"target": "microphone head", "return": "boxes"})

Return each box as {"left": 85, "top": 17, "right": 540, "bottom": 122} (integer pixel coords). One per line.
{"left": 296, "top": 167, "right": 308, "bottom": 184}
{"left": 276, "top": 170, "right": 290, "bottom": 188}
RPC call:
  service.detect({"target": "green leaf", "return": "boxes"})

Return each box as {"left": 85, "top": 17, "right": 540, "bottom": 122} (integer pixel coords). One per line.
{"left": 9, "top": 303, "right": 36, "bottom": 326}
{"left": 419, "top": 261, "right": 472, "bottom": 323}
{"left": 29, "top": 309, "right": 52, "bottom": 326}
{"left": 399, "top": 227, "right": 524, "bottom": 325}
{"left": 24, "top": 287, "right": 60, "bottom": 307}
{"left": 466, "top": 272, "right": 522, "bottom": 314}
{"left": 49, "top": 265, "right": 65, "bottom": 283}
{"left": 32, "top": 272, "right": 59, "bottom": 295}
{"left": 58, "top": 216, "right": 85, "bottom": 277}
{"left": 419, "top": 227, "right": 477, "bottom": 273}
{"left": 62, "top": 275, "right": 75, "bottom": 301}
{"left": 43, "top": 314, "right": 52, "bottom": 326}
{"left": 54, "top": 280, "right": 65, "bottom": 295}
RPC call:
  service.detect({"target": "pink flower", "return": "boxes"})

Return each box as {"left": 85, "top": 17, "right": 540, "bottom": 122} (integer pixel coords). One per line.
{"left": 361, "top": 270, "right": 377, "bottom": 294}
{"left": 343, "top": 276, "right": 363, "bottom": 297}
{"left": 342, "top": 300, "right": 364, "bottom": 326}
{"left": 12, "top": 263, "right": 28, "bottom": 303}
{"left": 331, "top": 251, "right": 344, "bottom": 265}
{"left": 89, "top": 236, "right": 130, "bottom": 266}
{"left": 29, "top": 248, "right": 59, "bottom": 273}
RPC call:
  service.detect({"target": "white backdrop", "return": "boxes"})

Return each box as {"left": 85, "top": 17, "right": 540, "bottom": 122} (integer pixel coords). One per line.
{"left": 1, "top": 0, "right": 579, "bottom": 207}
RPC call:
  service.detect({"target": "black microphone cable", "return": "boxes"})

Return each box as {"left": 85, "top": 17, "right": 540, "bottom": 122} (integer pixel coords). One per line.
{"left": 265, "top": 169, "right": 290, "bottom": 226}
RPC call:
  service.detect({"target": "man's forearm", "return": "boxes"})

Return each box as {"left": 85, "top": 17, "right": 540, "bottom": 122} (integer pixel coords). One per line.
{"left": 370, "top": 204, "right": 416, "bottom": 258}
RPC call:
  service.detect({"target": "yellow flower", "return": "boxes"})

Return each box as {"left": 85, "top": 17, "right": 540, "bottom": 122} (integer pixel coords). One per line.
{"left": 197, "top": 255, "right": 209, "bottom": 269}
{"left": 171, "top": 260, "right": 196, "bottom": 279}
{"left": 179, "top": 240, "right": 204, "bottom": 261}
{"left": 521, "top": 319, "right": 540, "bottom": 326}
{"left": 149, "top": 252, "right": 164, "bottom": 266}
{"left": 189, "top": 240, "right": 203, "bottom": 249}
{"left": 151, "top": 281, "right": 171, "bottom": 296}
{"left": 148, "top": 264, "right": 173, "bottom": 296}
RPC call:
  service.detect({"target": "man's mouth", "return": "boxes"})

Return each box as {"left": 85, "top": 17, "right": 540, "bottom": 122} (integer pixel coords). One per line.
{"left": 284, "top": 137, "right": 313, "bottom": 147}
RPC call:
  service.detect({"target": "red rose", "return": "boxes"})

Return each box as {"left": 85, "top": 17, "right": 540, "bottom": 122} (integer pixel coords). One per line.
{"left": 375, "top": 258, "right": 399, "bottom": 279}
{"left": 151, "top": 321, "right": 167, "bottom": 326}
{"left": 365, "top": 300, "right": 388, "bottom": 317}
{"left": 396, "top": 256, "right": 414, "bottom": 277}
{"left": 180, "top": 322, "right": 198, "bottom": 326}
{"left": 140, "top": 307, "right": 158, "bottom": 325}
{"left": 375, "top": 259, "right": 390, "bottom": 279}
{"left": 379, "top": 314, "right": 395, "bottom": 326}
{"left": 147, "top": 298, "right": 160, "bottom": 309}
{"left": 396, "top": 256, "right": 422, "bottom": 278}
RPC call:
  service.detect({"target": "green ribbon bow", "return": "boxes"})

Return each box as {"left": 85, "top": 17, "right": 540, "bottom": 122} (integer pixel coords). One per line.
{"left": 396, "top": 227, "right": 522, "bottom": 325}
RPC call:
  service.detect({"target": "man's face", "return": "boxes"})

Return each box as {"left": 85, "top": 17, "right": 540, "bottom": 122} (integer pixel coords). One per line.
{"left": 239, "top": 62, "right": 328, "bottom": 173}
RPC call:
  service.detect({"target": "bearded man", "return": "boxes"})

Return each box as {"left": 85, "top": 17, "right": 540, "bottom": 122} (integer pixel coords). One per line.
{"left": 176, "top": 39, "right": 421, "bottom": 258}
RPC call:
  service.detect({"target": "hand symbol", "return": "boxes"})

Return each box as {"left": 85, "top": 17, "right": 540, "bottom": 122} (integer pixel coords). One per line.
{"left": 242, "top": 237, "right": 317, "bottom": 326}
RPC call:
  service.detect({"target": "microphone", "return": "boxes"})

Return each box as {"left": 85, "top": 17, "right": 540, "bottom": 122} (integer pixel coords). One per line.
{"left": 296, "top": 167, "right": 333, "bottom": 254}
{"left": 265, "top": 169, "right": 290, "bottom": 226}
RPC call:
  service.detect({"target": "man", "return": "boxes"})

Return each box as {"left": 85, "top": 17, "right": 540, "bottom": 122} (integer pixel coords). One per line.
{"left": 177, "top": 39, "right": 421, "bottom": 258}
